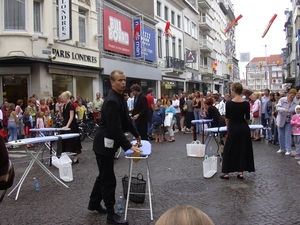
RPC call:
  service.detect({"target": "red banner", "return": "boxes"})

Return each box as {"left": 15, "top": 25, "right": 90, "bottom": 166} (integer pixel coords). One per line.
{"left": 103, "top": 8, "right": 132, "bottom": 56}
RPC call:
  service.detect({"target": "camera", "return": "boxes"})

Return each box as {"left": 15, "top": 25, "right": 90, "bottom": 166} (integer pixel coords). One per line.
{"left": 48, "top": 54, "right": 56, "bottom": 60}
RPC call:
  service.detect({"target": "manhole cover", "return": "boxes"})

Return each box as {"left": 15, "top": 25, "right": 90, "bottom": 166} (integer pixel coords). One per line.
{"left": 162, "top": 179, "right": 217, "bottom": 195}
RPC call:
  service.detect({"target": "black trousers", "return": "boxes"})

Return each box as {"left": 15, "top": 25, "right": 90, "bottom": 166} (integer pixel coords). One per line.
{"left": 89, "top": 152, "right": 116, "bottom": 216}
{"left": 136, "top": 122, "right": 148, "bottom": 140}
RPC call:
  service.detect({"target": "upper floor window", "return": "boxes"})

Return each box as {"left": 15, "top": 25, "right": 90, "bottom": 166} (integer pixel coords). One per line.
{"left": 79, "top": 9, "right": 87, "bottom": 44}
{"left": 4, "top": 0, "right": 26, "bottom": 30}
{"left": 158, "top": 29, "right": 162, "bottom": 58}
{"left": 165, "top": 38, "right": 169, "bottom": 56}
{"left": 184, "top": 16, "right": 190, "bottom": 34}
{"left": 177, "top": 15, "right": 181, "bottom": 28}
{"left": 164, "top": 6, "right": 168, "bottom": 21}
{"left": 157, "top": 1, "right": 161, "bottom": 17}
{"left": 34, "top": 1, "right": 42, "bottom": 33}
{"left": 171, "top": 11, "right": 175, "bottom": 25}
{"left": 191, "top": 22, "right": 197, "bottom": 39}
{"left": 178, "top": 39, "right": 182, "bottom": 60}
{"left": 172, "top": 37, "right": 176, "bottom": 58}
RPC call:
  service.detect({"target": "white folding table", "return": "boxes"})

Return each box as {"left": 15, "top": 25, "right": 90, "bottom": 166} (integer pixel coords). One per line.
{"left": 7, "top": 133, "right": 79, "bottom": 200}
{"left": 124, "top": 140, "right": 154, "bottom": 220}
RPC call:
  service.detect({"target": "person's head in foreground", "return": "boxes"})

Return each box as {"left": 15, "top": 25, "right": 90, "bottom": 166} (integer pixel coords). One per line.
{"left": 155, "top": 204, "right": 214, "bottom": 225}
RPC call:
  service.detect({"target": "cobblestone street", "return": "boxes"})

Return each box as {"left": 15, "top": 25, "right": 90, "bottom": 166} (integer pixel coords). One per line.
{"left": 1, "top": 132, "right": 300, "bottom": 225}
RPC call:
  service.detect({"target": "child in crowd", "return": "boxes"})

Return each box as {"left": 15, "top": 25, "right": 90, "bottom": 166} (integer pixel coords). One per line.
{"left": 76, "top": 99, "right": 87, "bottom": 121}
{"left": 23, "top": 107, "right": 32, "bottom": 148}
{"left": 36, "top": 112, "right": 45, "bottom": 129}
{"left": 157, "top": 99, "right": 167, "bottom": 141}
{"left": 290, "top": 105, "right": 300, "bottom": 159}
{"left": 44, "top": 111, "right": 52, "bottom": 128}
{"left": 151, "top": 104, "right": 164, "bottom": 142}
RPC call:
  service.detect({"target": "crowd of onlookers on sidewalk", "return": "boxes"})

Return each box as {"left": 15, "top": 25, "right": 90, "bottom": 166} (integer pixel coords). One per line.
{"left": 2, "top": 86, "right": 300, "bottom": 159}
{"left": 124, "top": 86, "right": 300, "bottom": 160}
{"left": 0, "top": 92, "right": 105, "bottom": 146}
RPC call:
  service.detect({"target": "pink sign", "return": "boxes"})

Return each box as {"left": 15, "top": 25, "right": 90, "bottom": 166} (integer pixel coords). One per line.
{"left": 103, "top": 8, "right": 133, "bottom": 56}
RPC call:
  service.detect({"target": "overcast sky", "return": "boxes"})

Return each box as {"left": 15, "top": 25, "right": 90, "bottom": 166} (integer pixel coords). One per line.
{"left": 231, "top": 0, "right": 291, "bottom": 78}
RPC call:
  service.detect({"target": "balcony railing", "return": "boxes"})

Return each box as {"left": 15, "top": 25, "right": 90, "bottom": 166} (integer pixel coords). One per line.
{"left": 200, "top": 39, "right": 213, "bottom": 52}
{"left": 166, "top": 56, "right": 185, "bottom": 71}
{"left": 198, "top": 0, "right": 211, "bottom": 9}
{"left": 199, "top": 16, "right": 213, "bottom": 30}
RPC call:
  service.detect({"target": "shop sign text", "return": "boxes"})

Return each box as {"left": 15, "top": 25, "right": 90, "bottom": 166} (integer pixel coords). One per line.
{"left": 52, "top": 48, "right": 97, "bottom": 63}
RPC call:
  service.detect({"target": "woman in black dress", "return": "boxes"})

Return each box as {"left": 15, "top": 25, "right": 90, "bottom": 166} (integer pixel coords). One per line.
{"left": 220, "top": 82, "right": 255, "bottom": 180}
{"left": 60, "top": 91, "right": 82, "bottom": 164}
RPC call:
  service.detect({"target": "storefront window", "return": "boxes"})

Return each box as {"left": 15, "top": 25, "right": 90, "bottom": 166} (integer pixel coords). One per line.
{"left": 2, "top": 75, "right": 28, "bottom": 106}
{"left": 161, "top": 80, "right": 184, "bottom": 97}
{"left": 52, "top": 75, "right": 73, "bottom": 98}
{"left": 187, "top": 83, "right": 200, "bottom": 94}
{"left": 76, "top": 77, "right": 93, "bottom": 101}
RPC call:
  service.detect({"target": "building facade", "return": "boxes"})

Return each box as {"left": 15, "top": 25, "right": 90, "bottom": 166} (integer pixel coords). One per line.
{"left": 245, "top": 54, "right": 284, "bottom": 92}
{"left": 283, "top": 0, "right": 300, "bottom": 89}
{"left": 97, "top": 0, "right": 161, "bottom": 97}
{"left": 0, "top": 0, "right": 100, "bottom": 105}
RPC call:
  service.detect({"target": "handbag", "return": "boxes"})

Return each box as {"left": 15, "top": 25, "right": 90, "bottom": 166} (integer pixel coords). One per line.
{"left": 122, "top": 173, "right": 146, "bottom": 203}
{"left": 183, "top": 104, "right": 188, "bottom": 111}
{"left": 253, "top": 110, "right": 259, "bottom": 118}
{"left": 164, "top": 113, "right": 173, "bottom": 127}
{"left": 186, "top": 140, "right": 205, "bottom": 157}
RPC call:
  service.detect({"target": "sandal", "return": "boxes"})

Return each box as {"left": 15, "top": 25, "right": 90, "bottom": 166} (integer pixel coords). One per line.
{"left": 168, "top": 139, "right": 175, "bottom": 142}
{"left": 219, "top": 174, "right": 229, "bottom": 180}
{"left": 237, "top": 174, "right": 244, "bottom": 180}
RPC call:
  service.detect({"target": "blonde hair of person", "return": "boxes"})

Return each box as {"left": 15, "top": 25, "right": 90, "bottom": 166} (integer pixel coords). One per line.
{"left": 155, "top": 204, "right": 214, "bottom": 225}
{"left": 60, "top": 91, "right": 72, "bottom": 100}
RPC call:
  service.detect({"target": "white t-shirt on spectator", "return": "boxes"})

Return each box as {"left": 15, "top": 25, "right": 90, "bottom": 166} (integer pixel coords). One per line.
{"left": 172, "top": 99, "right": 180, "bottom": 113}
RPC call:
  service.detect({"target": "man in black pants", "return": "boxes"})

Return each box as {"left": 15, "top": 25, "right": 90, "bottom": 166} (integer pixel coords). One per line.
{"left": 130, "top": 84, "right": 148, "bottom": 140}
{"left": 88, "top": 70, "right": 141, "bottom": 225}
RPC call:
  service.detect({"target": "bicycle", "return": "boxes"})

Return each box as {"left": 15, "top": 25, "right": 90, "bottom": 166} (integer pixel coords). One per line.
{"left": 78, "top": 117, "right": 99, "bottom": 141}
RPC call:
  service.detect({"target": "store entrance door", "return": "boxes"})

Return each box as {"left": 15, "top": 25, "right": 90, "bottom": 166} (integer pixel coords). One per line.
{"left": 2, "top": 75, "right": 28, "bottom": 106}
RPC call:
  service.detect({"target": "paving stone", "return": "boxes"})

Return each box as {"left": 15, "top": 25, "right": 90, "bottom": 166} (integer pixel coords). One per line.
{"left": 1, "top": 134, "right": 300, "bottom": 224}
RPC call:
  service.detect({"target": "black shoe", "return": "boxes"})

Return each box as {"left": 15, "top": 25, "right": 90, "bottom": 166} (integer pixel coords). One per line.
{"left": 107, "top": 213, "right": 128, "bottom": 225}
{"left": 88, "top": 204, "right": 107, "bottom": 214}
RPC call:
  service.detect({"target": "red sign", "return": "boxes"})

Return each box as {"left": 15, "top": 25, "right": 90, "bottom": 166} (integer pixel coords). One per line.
{"left": 103, "top": 8, "right": 132, "bottom": 56}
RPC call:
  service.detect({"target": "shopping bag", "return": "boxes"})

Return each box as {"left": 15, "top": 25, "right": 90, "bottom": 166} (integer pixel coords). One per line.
{"left": 203, "top": 155, "right": 217, "bottom": 178}
{"left": 186, "top": 140, "right": 205, "bottom": 157}
{"left": 164, "top": 113, "right": 173, "bottom": 127}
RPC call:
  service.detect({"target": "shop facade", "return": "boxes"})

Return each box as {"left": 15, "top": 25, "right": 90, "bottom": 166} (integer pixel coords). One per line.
{"left": 98, "top": 2, "right": 160, "bottom": 97}
{"left": 0, "top": 0, "right": 100, "bottom": 105}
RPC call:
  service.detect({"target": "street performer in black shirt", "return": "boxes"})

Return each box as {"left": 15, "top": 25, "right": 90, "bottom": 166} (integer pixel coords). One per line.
{"left": 88, "top": 70, "right": 141, "bottom": 225}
